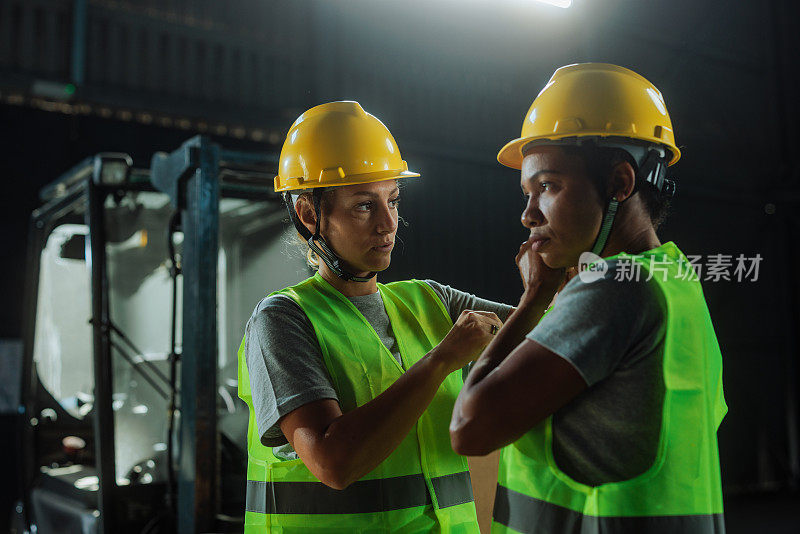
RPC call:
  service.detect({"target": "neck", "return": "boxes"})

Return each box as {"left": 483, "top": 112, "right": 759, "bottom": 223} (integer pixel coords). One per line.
{"left": 318, "top": 262, "right": 378, "bottom": 297}
{"left": 598, "top": 199, "right": 661, "bottom": 258}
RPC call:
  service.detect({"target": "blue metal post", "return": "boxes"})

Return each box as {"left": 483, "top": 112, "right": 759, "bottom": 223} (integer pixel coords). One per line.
{"left": 151, "top": 136, "right": 222, "bottom": 533}
{"left": 87, "top": 168, "right": 117, "bottom": 533}
{"left": 180, "top": 137, "right": 220, "bottom": 532}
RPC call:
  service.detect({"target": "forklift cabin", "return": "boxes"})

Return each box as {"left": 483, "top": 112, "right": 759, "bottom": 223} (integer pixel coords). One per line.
{"left": 15, "top": 136, "right": 310, "bottom": 533}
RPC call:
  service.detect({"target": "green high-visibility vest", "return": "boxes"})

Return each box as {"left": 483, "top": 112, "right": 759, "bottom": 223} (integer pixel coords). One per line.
{"left": 238, "top": 273, "right": 480, "bottom": 533}
{"left": 492, "top": 242, "right": 727, "bottom": 534}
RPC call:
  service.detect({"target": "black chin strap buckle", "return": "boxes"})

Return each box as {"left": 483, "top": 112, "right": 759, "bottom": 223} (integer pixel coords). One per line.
{"left": 307, "top": 235, "right": 343, "bottom": 276}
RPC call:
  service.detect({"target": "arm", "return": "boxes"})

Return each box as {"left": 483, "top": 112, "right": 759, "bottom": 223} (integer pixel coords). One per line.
{"left": 450, "top": 240, "right": 586, "bottom": 456}
{"left": 449, "top": 326, "right": 586, "bottom": 456}
{"left": 280, "top": 310, "right": 503, "bottom": 490}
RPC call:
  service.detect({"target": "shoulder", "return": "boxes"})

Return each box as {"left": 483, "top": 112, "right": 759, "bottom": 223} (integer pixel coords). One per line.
{"left": 421, "top": 279, "right": 513, "bottom": 322}
{"left": 546, "top": 259, "right": 667, "bottom": 353}
{"left": 244, "top": 294, "right": 324, "bottom": 376}
{"left": 252, "top": 293, "right": 305, "bottom": 320}
{"left": 379, "top": 279, "right": 451, "bottom": 321}
{"left": 530, "top": 259, "right": 666, "bottom": 386}
{"left": 384, "top": 278, "right": 433, "bottom": 290}
{"left": 382, "top": 278, "right": 442, "bottom": 301}
{"left": 419, "top": 279, "right": 448, "bottom": 303}
{"left": 247, "top": 293, "right": 312, "bottom": 339}
{"left": 420, "top": 279, "right": 473, "bottom": 307}
{"left": 559, "top": 258, "right": 666, "bottom": 313}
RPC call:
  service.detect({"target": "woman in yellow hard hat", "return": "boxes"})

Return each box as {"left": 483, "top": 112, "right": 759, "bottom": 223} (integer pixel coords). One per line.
{"left": 237, "top": 101, "right": 510, "bottom": 533}
{"left": 450, "top": 64, "right": 726, "bottom": 533}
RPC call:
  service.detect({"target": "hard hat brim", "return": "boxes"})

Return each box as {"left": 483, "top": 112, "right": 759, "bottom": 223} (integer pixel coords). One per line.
{"left": 497, "top": 134, "right": 681, "bottom": 170}
{"left": 497, "top": 137, "right": 532, "bottom": 170}
{"left": 274, "top": 169, "right": 420, "bottom": 192}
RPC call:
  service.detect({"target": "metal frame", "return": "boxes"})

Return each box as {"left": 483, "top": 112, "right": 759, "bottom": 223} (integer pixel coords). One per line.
{"left": 20, "top": 137, "right": 279, "bottom": 533}
{"left": 151, "top": 135, "right": 221, "bottom": 532}
{"left": 149, "top": 135, "right": 279, "bottom": 532}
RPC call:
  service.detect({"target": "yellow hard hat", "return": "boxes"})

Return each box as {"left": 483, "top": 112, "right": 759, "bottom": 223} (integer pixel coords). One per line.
{"left": 274, "top": 101, "right": 419, "bottom": 192}
{"left": 497, "top": 63, "right": 681, "bottom": 170}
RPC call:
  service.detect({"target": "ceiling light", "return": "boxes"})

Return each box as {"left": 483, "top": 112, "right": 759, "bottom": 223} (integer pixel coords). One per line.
{"left": 535, "top": 0, "right": 572, "bottom": 7}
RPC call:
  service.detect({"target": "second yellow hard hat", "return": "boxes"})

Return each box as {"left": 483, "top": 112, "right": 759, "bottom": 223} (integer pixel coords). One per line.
{"left": 497, "top": 63, "right": 681, "bottom": 170}
{"left": 274, "top": 101, "right": 419, "bottom": 192}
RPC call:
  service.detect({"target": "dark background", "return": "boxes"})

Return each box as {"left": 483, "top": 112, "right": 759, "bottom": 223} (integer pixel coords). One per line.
{"left": 2, "top": 0, "right": 799, "bottom": 531}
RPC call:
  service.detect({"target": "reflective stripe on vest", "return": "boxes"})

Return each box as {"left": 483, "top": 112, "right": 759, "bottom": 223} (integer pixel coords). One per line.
{"left": 492, "top": 484, "right": 726, "bottom": 534}
{"left": 245, "top": 471, "right": 473, "bottom": 515}
{"left": 493, "top": 242, "right": 726, "bottom": 534}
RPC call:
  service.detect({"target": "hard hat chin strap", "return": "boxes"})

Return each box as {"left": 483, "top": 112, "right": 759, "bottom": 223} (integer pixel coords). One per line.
{"left": 589, "top": 145, "right": 675, "bottom": 257}
{"left": 590, "top": 198, "right": 619, "bottom": 256}
{"left": 283, "top": 191, "right": 377, "bottom": 283}
{"left": 305, "top": 236, "right": 376, "bottom": 283}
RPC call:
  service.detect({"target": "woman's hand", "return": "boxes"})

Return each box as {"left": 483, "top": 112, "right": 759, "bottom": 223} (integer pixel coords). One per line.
{"left": 516, "top": 238, "right": 566, "bottom": 305}
{"left": 433, "top": 310, "right": 503, "bottom": 375}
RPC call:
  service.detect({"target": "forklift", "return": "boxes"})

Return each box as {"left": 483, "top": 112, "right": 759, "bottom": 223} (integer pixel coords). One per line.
{"left": 12, "top": 136, "right": 310, "bottom": 533}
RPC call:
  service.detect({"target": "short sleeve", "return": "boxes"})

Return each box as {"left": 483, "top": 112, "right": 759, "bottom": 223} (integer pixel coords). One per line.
{"left": 245, "top": 294, "right": 339, "bottom": 446}
{"left": 423, "top": 280, "right": 513, "bottom": 323}
{"left": 526, "top": 260, "right": 667, "bottom": 387}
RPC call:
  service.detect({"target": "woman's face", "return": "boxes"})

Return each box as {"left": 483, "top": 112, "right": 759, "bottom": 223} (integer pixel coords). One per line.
{"left": 319, "top": 179, "right": 400, "bottom": 275}
{"left": 520, "top": 146, "right": 605, "bottom": 269}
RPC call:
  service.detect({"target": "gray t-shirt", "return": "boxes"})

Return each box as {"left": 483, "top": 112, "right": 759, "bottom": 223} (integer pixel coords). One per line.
{"left": 244, "top": 279, "right": 513, "bottom": 457}
{"left": 527, "top": 259, "right": 667, "bottom": 486}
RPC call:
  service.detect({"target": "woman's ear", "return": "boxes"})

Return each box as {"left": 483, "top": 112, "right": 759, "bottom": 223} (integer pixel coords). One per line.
{"left": 607, "top": 160, "right": 637, "bottom": 202}
{"left": 295, "top": 195, "right": 317, "bottom": 236}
